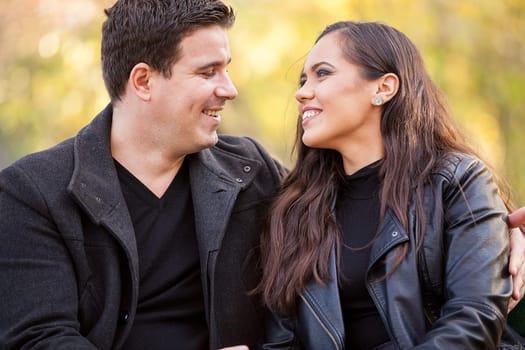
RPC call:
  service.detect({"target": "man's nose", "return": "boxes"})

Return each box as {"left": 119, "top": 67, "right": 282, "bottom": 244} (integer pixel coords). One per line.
{"left": 216, "top": 72, "right": 238, "bottom": 100}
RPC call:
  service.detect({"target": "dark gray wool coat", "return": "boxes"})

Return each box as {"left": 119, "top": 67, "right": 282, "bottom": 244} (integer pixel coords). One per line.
{"left": 0, "top": 104, "right": 286, "bottom": 349}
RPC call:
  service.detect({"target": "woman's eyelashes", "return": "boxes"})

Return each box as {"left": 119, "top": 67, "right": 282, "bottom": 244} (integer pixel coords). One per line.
{"left": 298, "top": 68, "right": 333, "bottom": 87}
{"left": 316, "top": 68, "right": 332, "bottom": 78}
{"left": 299, "top": 76, "right": 306, "bottom": 87}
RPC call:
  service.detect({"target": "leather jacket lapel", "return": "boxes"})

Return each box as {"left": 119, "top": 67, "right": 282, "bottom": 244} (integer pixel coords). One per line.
{"left": 369, "top": 209, "right": 409, "bottom": 267}
{"left": 296, "top": 209, "right": 408, "bottom": 350}
{"left": 302, "top": 247, "right": 345, "bottom": 349}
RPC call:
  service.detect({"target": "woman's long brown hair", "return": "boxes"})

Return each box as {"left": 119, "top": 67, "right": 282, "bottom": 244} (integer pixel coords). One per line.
{"left": 257, "top": 21, "right": 514, "bottom": 315}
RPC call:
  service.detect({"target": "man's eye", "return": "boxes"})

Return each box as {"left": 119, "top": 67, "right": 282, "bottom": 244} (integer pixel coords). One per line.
{"left": 202, "top": 70, "right": 216, "bottom": 78}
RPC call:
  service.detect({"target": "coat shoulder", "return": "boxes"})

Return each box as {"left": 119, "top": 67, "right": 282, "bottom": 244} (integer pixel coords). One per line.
{"left": 0, "top": 138, "right": 75, "bottom": 210}
{"left": 435, "top": 152, "right": 487, "bottom": 182}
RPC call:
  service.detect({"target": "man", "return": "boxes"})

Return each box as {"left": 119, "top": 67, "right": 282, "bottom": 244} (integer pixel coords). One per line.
{"left": 0, "top": 1, "right": 524, "bottom": 349}
{"left": 0, "top": 1, "right": 284, "bottom": 349}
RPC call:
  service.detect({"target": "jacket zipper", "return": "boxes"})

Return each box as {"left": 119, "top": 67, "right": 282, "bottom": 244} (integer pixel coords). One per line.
{"left": 366, "top": 283, "right": 397, "bottom": 347}
{"left": 299, "top": 294, "right": 341, "bottom": 350}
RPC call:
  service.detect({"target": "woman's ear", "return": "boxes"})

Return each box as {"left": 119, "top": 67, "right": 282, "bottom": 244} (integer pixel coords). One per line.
{"left": 372, "top": 73, "right": 399, "bottom": 106}
{"left": 128, "top": 62, "right": 153, "bottom": 101}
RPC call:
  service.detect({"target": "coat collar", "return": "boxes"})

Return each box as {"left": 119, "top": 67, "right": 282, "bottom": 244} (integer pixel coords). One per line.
{"left": 187, "top": 142, "right": 262, "bottom": 254}
{"left": 369, "top": 208, "right": 409, "bottom": 267}
{"left": 67, "top": 104, "right": 140, "bottom": 289}
{"left": 332, "top": 193, "right": 409, "bottom": 267}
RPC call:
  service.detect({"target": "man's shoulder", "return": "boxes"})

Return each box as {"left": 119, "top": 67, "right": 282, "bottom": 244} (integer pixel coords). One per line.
{"left": 0, "top": 138, "right": 75, "bottom": 191}
{"left": 3, "top": 138, "right": 75, "bottom": 174}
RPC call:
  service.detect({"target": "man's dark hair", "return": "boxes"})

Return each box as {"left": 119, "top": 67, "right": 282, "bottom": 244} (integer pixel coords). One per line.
{"left": 101, "top": 0, "right": 235, "bottom": 102}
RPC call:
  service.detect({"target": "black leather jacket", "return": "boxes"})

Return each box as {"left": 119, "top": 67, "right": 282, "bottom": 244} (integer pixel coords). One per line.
{"left": 262, "top": 153, "right": 512, "bottom": 350}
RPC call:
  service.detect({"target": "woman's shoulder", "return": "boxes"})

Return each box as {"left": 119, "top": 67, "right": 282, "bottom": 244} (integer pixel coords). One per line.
{"left": 433, "top": 152, "right": 488, "bottom": 182}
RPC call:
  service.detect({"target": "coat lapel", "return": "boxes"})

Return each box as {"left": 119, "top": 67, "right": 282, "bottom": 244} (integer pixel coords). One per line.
{"left": 368, "top": 208, "right": 409, "bottom": 267}
{"left": 188, "top": 146, "right": 261, "bottom": 256}
{"left": 67, "top": 105, "right": 139, "bottom": 298}
{"left": 187, "top": 145, "right": 260, "bottom": 343}
{"left": 189, "top": 158, "right": 241, "bottom": 255}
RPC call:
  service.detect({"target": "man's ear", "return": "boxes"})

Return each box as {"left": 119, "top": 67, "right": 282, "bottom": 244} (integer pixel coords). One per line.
{"left": 375, "top": 73, "right": 399, "bottom": 104}
{"left": 129, "top": 62, "right": 153, "bottom": 101}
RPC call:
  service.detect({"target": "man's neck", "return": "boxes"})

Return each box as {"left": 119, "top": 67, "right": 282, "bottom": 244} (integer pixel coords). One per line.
{"left": 111, "top": 105, "right": 186, "bottom": 198}
{"left": 114, "top": 151, "right": 186, "bottom": 198}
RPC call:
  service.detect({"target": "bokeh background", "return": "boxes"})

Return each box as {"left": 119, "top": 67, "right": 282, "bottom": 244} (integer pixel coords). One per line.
{"left": 0, "top": 0, "right": 524, "bottom": 203}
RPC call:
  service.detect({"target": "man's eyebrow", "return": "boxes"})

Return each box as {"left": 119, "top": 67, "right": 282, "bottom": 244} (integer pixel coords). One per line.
{"left": 196, "top": 58, "right": 232, "bottom": 70}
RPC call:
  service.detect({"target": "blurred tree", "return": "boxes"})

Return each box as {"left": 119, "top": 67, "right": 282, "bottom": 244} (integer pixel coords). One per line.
{"left": 0, "top": 0, "right": 524, "bottom": 203}
{"left": 0, "top": 0, "right": 113, "bottom": 164}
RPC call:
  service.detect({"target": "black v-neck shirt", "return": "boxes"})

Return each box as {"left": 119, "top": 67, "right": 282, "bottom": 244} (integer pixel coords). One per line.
{"left": 336, "top": 161, "right": 390, "bottom": 349}
{"left": 116, "top": 160, "right": 208, "bottom": 349}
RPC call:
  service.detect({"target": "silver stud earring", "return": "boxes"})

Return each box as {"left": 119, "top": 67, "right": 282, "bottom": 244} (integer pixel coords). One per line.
{"left": 372, "top": 96, "right": 383, "bottom": 106}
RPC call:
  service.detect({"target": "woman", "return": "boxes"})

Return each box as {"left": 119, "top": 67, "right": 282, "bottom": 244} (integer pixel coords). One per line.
{"left": 258, "top": 21, "right": 521, "bottom": 349}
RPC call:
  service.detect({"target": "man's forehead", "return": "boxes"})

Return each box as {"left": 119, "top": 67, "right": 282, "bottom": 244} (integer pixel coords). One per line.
{"left": 178, "top": 25, "right": 231, "bottom": 59}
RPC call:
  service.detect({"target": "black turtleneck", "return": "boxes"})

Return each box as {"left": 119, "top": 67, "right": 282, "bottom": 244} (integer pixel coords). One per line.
{"left": 336, "top": 161, "right": 390, "bottom": 350}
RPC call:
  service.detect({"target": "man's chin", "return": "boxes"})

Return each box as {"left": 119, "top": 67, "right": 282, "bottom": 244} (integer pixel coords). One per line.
{"left": 211, "top": 133, "right": 219, "bottom": 145}
{"left": 194, "top": 134, "right": 219, "bottom": 153}
{"left": 207, "top": 133, "right": 219, "bottom": 147}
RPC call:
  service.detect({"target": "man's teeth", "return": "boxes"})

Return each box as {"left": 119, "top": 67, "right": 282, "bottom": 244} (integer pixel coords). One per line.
{"left": 203, "top": 110, "right": 220, "bottom": 117}
{"left": 302, "top": 110, "right": 319, "bottom": 120}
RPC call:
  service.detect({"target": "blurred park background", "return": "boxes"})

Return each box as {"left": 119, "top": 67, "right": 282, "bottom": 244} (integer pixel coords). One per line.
{"left": 0, "top": 0, "right": 524, "bottom": 203}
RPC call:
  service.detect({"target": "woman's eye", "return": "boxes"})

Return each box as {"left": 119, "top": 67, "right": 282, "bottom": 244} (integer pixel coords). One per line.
{"left": 298, "top": 69, "right": 330, "bottom": 86}
{"left": 316, "top": 69, "right": 331, "bottom": 78}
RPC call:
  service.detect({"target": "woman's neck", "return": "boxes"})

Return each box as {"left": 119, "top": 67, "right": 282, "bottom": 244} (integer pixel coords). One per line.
{"left": 339, "top": 142, "right": 384, "bottom": 175}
